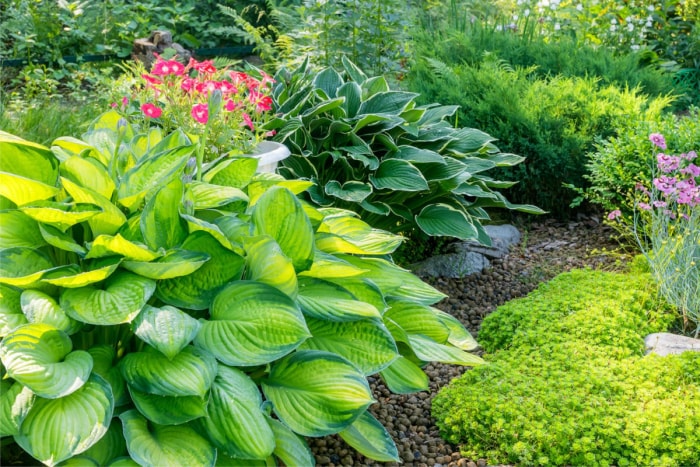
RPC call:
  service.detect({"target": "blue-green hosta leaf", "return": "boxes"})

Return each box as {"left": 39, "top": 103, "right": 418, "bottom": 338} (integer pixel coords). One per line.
{"left": 132, "top": 305, "right": 201, "bottom": 360}
{"left": 0, "top": 210, "right": 46, "bottom": 249}
{"left": 39, "top": 223, "right": 87, "bottom": 255}
{"left": 128, "top": 386, "right": 207, "bottom": 425}
{"left": 244, "top": 236, "right": 298, "bottom": 297}
{"left": 252, "top": 186, "right": 314, "bottom": 272}
{"left": 300, "top": 318, "right": 398, "bottom": 375}
{"left": 417, "top": 156, "right": 468, "bottom": 182}
{"left": 60, "top": 271, "right": 155, "bottom": 325}
{"left": 15, "top": 374, "right": 114, "bottom": 467}
{"left": 41, "top": 258, "right": 121, "bottom": 288}
{"left": 140, "top": 178, "right": 187, "bottom": 251}
{"left": 21, "top": 290, "right": 82, "bottom": 334}
{"left": 407, "top": 334, "right": 485, "bottom": 366}
{"left": 0, "top": 284, "right": 27, "bottom": 336}
{"left": 379, "top": 356, "right": 429, "bottom": 394}
{"left": 120, "top": 409, "right": 216, "bottom": 467}
{"left": 389, "top": 146, "right": 445, "bottom": 164}
{"left": 315, "top": 215, "right": 402, "bottom": 255}
{"left": 205, "top": 157, "right": 258, "bottom": 189}
{"left": 296, "top": 277, "right": 380, "bottom": 321}
{"left": 339, "top": 411, "right": 400, "bottom": 462}
{"left": 200, "top": 365, "right": 275, "bottom": 459}
{"left": 384, "top": 299, "right": 450, "bottom": 344}
{"left": 0, "top": 380, "right": 35, "bottom": 437}
{"left": 358, "top": 91, "right": 417, "bottom": 116}
{"left": 0, "top": 132, "right": 58, "bottom": 184}
{"left": 20, "top": 201, "right": 102, "bottom": 232}
{"left": 325, "top": 180, "right": 372, "bottom": 203}
{"left": 87, "top": 346, "right": 128, "bottom": 407}
{"left": 121, "top": 346, "right": 217, "bottom": 398}
{"left": 156, "top": 232, "right": 244, "bottom": 310}
{"left": 338, "top": 81, "right": 362, "bottom": 118}
{"left": 60, "top": 155, "right": 115, "bottom": 199}
{"left": 415, "top": 203, "right": 479, "bottom": 241}
{"left": 262, "top": 350, "right": 375, "bottom": 437}
{"left": 265, "top": 415, "right": 314, "bottom": 466}
{"left": 0, "top": 247, "right": 54, "bottom": 288}
{"left": 86, "top": 234, "right": 160, "bottom": 261}
{"left": 81, "top": 417, "right": 128, "bottom": 465}
{"left": 195, "top": 281, "right": 309, "bottom": 366}
{"left": 298, "top": 251, "right": 368, "bottom": 279}
{"left": 444, "top": 127, "right": 496, "bottom": 154}
{"left": 433, "top": 308, "right": 479, "bottom": 351}
{"left": 0, "top": 323, "right": 93, "bottom": 398}
{"left": 0, "top": 171, "right": 60, "bottom": 205}
{"left": 369, "top": 159, "right": 429, "bottom": 192}
{"left": 190, "top": 181, "right": 248, "bottom": 209}
{"left": 312, "top": 67, "right": 344, "bottom": 98}
{"left": 121, "top": 249, "right": 209, "bottom": 280}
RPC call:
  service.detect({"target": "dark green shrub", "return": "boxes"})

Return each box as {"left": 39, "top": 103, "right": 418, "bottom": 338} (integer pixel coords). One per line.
{"left": 433, "top": 269, "right": 700, "bottom": 467}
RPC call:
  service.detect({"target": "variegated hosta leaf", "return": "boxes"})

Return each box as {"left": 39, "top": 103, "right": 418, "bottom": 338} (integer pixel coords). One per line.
{"left": 215, "top": 456, "right": 275, "bottom": 467}
{"left": 122, "top": 249, "right": 210, "bottom": 280}
{"left": 384, "top": 299, "right": 450, "bottom": 344}
{"left": 199, "top": 365, "right": 275, "bottom": 459}
{"left": 156, "top": 231, "right": 244, "bottom": 310}
{"left": 252, "top": 186, "right": 315, "bottom": 272}
{"left": 0, "top": 247, "right": 53, "bottom": 288}
{"left": 88, "top": 346, "right": 128, "bottom": 407}
{"left": 315, "top": 215, "right": 403, "bottom": 255}
{"left": 0, "top": 210, "right": 46, "bottom": 249}
{"left": 140, "top": 178, "right": 188, "bottom": 251}
{"left": 38, "top": 223, "right": 87, "bottom": 255}
{"left": 120, "top": 346, "right": 217, "bottom": 398}
{"left": 195, "top": 281, "right": 309, "bottom": 366}
{"left": 14, "top": 374, "right": 114, "bottom": 467}
{"left": 60, "top": 271, "right": 154, "bottom": 324}
{"left": 407, "top": 334, "right": 485, "bottom": 366}
{"left": 262, "top": 350, "right": 375, "bottom": 437}
{"left": 128, "top": 386, "right": 207, "bottom": 425}
{"left": 244, "top": 236, "right": 298, "bottom": 297}
{"left": 132, "top": 305, "right": 201, "bottom": 359}
{"left": 86, "top": 234, "right": 160, "bottom": 262}
{"left": 120, "top": 409, "right": 216, "bottom": 467}
{"left": 265, "top": 415, "right": 315, "bottom": 467}
{"left": 296, "top": 277, "right": 380, "bottom": 322}
{"left": 190, "top": 181, "right": 249, "bottom": 209}
{"left": 324, "top": 276, "right": 388, "bottom": 314}
{"left": 0, "top": 323, "right": 93, "bottom": 398}
{"left": 81, "top": 417, "right": 128, "bottom": 465}
{"left": 299, "top": 317, "right": 398, "bottom": 375}
{"left": 60, "top": 155, "right": 115, "bottom": 199}
{"left": 107, "top": 457, "right": 141, "bottom": 467}
{"left": 0, "top": 380, "right": 36, "bottom": 437}
{"left": 415, "top": 203, "right": 479, "bottom": 241}
{"left": 379, "top": 356, "right": 429, "bottom": 394}
{"left": 21, "top": 289, "right": 82, "bottom": 334}
{"left": 0, "top": 132, "right": 58, "bottom": 185}
{"left": 19, "top": 201, "right": 103, "bottom": 232}
{"left": 246, "top": 178, "right": 315, "bottom": 206}
{"left": 41, "top": 258, "right": 121, "bottom": 288}
{"left": 0, "top": 283, "right": 27, "bottom": 336}
{"left": 60, "top": 177, "right": 127, "bottom": 236}
{"left": 433, "top": 307, "right": 479, "bottom": 351}
{"left": 0, "top": 171, "right": 60, "bottom": 206}
{"left": 204, "top": 156, "right": 258, "bottom": 189}
{"left": 298, "top": 250, "right": 368, "bottom": 279}
{"left": 339, "top": 410, "right": 400, "bottom": 462}
{"left": 180, "top": 214, "right": 242, "bottom": 253}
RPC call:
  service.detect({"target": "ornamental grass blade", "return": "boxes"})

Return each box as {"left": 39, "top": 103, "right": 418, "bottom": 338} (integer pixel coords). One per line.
{"left": 132, "top": 305, "right": 201, "bottom": 360}
{"left": 339, "top": 411, "right": 400, "bottom": 462}
{"left": 379, "top": 355, "right": 429, "bottom": 394}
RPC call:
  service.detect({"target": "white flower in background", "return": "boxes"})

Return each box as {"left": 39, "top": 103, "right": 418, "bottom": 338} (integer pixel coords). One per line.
{"left": 576, "top": 3, "right": 583, "bottom": 11}
{"left": 610, "top": 24, "right": 617, "bottom": 31}
{"left": 513, "top": 14, "right": 519, "bottom": 21}
{"left": 648, "top": 4, "right": 655, "bottom": 11}
{"left": 496, "top": 24, "right": 504, "bottom": 31}
{"left": 524, "top": 8, "right": 531, "bottom": 17}
{"left": 611, "top": 18, "right": 617, "bottom": 24}
{"left": 631, "top": 44, "right": 640, "bottom": 51}
{"left": 646, "top": 20, "right": 653, "bottom": 27}
{"left": 554, "top": 22, "right": 561, "bottom": 30}
{"left": 627, "top": 23, "right": 634, "bottom": 32}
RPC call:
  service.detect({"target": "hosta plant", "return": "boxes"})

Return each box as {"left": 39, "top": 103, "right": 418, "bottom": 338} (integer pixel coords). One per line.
{"left": 0, "top": 112, "right": 483, "bottom": 466}
{"left": 266, "top": 57, "right": 543, "bottom": 244}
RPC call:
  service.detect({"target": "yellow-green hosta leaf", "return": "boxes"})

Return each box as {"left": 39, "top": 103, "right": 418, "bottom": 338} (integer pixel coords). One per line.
{"left": 247, "top": 178, "right": 314, "bottom": 206}
{"left": 0, "top": 132, "right": 58, "bottom": 185}
{"left": 120, "top": 346, "right": 217, "bottom": 398}
{"left": 433, "top": 307, "right": 479, "bottom": 351}
{"left": 296, "top": 277, "right": 380, "bottom": 322}
{"left": 88, "top": 346, "right": 128, "bottom": 407}
{"left": 60, "top": 155, "right": 115, "bottom": 199}
{"left": 0, "top": 323, "right": 93, "bottom": 398}
{"left": 120, "top": 409, "right": 216, "bottom": 467}
{"left": 315, "top": 215, "right": 403, "bottom": 255}
{"left": 378, "top": 356, "right": 429, "bottom": 394}
{"left": 199, "top": 365, "right": 275, "bottom": 459}
{"left": 298, "top": 250, "right": 368, "bottom": 279}
{"left": 299, "top": 317, "right": 398, "bottom": 375}
{"left": 195, "top": 281, "right": 309, "bottom": 366}
{"left": 107, "top": 457, "right": 141, "bottom": 467}
{"left": 14, "top": 374, "right": 114, "bottom": 467}
{"left": 407, "top": 334, "right": 485, "bottom": 366}
{"left": 0, "top": 380, "right": 36, "bottom": 437}
{"left": 244, "top": 236, "right": 297, "bottom": 297}
{"left": 190, "top": 181, "right": 249, "bottom": 209}
{"left": 0, "top": 283, "right": 27, "bottom": 336}
{"left": 51, "top": 136, "right": 99, "bottom": 161}
{"left": 0, "top": 210, "right": 46, "bottom": 249}
{"left": 205, "top": 157, "right": 258, "bottom": 189}
{"left": 215, "top": 456, "right": 275, "bottom": 467}
{"left": 265, "top": 415, "right": 315, "bottom": 467}
{"left": 129, "top": 128, "right": 164, "bottom": 160}
{"left": 384, "top": 299, "right": 450, "bottom": 344}
{"left": 60, "top": 271, "right": 155, "bottom": 325}
{"left": 121, "top": 249, "right": 209, "bottom": 280}
{"left": 180, "top": 214, "right": 241, "bottom": 253}
{"left": 0, "top": 247, "right": 54, "bottom": 288}
{"left": 21, "top": 289, "right": 82, "bottom": 334}
{"left": 324, "top": 277, "right": 388, "bottom": 314}
{"left": 81, "top": 417, "right": 128, "bottom": 466}
{"left": 132, "top": 305, "right": 201, "bottom": 360}
{"left": 61, "top": 177, "right": 127, "bottom": 236}
{"left": 20, "top": 201, "right": 102, "bottom": 232}
{"left": 140, "top": 178, "right": 187, "bottom": 251}
{"left": 128, "top": 386, "right": 207, "bottom": 425}
{"left": 41, "top": 258, "right": 121, "bottom": 288}
{"left": 339, "top": 411, "right": 400, "bottom": 462}
{"left": 86, "top": 234, "right": 160, "bottom": 262}
{"left": 261, "top": 350, "right": 375, "bottom": 437}
{"left": 0, "top": 171, "right": 60, "bottom": 206}
{"left": 39, "top": 223, "right": 87, "bottom": 255}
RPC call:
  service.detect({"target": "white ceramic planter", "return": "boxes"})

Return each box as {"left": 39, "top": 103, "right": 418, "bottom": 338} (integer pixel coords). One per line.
{"left": 251, "top": 141, "right": 291, "bottom": 173}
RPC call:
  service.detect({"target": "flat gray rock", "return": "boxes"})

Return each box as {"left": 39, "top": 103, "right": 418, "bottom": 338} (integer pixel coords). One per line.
{"left": 452, "top": 224, "right": 521, "bottom": 259}
{"left": 411, "top": 251, "right": 490, "bottom": 279}
{"left": 644, "top": 332, "right": 700, "bottom": 356}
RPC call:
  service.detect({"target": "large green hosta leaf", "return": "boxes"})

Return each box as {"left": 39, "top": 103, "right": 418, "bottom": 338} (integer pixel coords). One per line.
{"left": 140, "top": 178, "right": 188, "bottom": 251}
{"left": 415, "top": 203, "right": 479, "bottom": 241}
{"left": 266, "top": 415, "right": 315, "bottom": 467}
{"left": 60, "top": 155, "right": 115, "bottom": 199}
{"left": 81, "top": 417, "right": 128, "bottom": 465}
{"left": 324, "top": 276, "right": 388, "bottom": 313}
{"left": 0, "top": 132, "right": 58, "bottom": 185}
{"left": 38, "top": 223, "right": 87, "bottom": 256}
{"left": 299, "top": 318, "right": 397, "bottom": 375}
{"left": 156, "top": 231, "right": 244, "bottom": 310}
{"left": 369, "top": 159, "right": 428, "bottom": 192}
{"left": 0, "top": 171, "right": 60, "bottom": 205}
{"left": 434, "top": 308, "right": 479, "bottom": 351}
{"left": 120, "top": 409, "right": 216, "bottom": 467}
{"left": 14, "top": 374, "right": 114, "bottom": 467}
{"left": 21, "top": 289, "right": 82, "bottom": 334}
{"left": 199, "top": 365, "right": 275, "bottom": 459}
{"left": 0, "top": 247, "right": 54, "bottom": 288}
{"left": 315, "top": 214, "right": 402, "bottom": 255}
{"left": 61, "top": 177, "right": 127, "bottom": 236}
{"left": 41, "top": 258, "right": 121, "bottom": 288}
{"left": 0, "top": 284, "right": 27, "bottom": 336}
{"left": 121, "top": 249, "right": 209, "bottom": 280}
{"left": 378, "top": 356, "right": 429, "bottom": 394}
{"left": 86, "top": 234, "right": 159, "bottom": 262}
{"left": 262, "top": 350, "right": 375, "bottom": 437}
{"left": 190, "top": 181, "right": 248, "bottom": 209}
{"left": 384, "top": 299, "right": 450, "bottom": 344}
{"left": 128, "top": 386, "right": 207, "bottom": 425}
{"left": 20, "top": 201, "right": 103, "bottom": 232}
{"left": 296, "top": 277, "right": 380, "bottom": 321}
{"left": 88, "top": 345, "right": 128, "bottom": 408}
{"left": 204, "top": 157, "right": 258, "bottom": 189}
{"left": 298, "top": 251, "right": 368, "bottom": 279}
{"left": 339, "top": 411, "right": 400, "bottom": 462}
{"left": 0, "top": 380, "right": 35, "bottom": 437}
{"left": 195, "top": 281, "right": 309, "bottom": 366}
{"left": 0, "top": 323, "right": 93, "bottom": 398}
{"left": 407, "top": 334, "right": 485, "bottom": 366}
{"left": 0, "top": 210, "right": 46, "bottom": 249}
{"left": 60, "top": 271, "right": 155, "bottom": 325}
{"left": 132, "top": 305, "right": 201, "bottom": 359}
{"left": 244, "top": 236, "right": 298, "bottom": 297}
{"left": 252, "top": 186, "right": 314, "bottom": 272}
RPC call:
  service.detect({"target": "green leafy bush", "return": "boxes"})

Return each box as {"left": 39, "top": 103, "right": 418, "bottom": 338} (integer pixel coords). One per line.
{"left": 0, "top": 112, "right": 484, "bottom": 465}
{"left": 433, "top": 269, "right": 700, "bottom": 467}
{"left": 267, "top": 58, "right": 542, "bottom": 243}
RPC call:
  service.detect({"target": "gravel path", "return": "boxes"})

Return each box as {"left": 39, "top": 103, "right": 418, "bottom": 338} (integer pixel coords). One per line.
{"left": 308, "top": 215, "right": 626, "bottom": 467}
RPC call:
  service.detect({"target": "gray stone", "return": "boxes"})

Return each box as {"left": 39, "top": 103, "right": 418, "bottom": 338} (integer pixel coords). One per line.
{"left": 132, "top": 30, "right": 192, "bottom": 70}
{"left": 452, "top": 224, "right": 521, "bottom": 259}
{"left": 644, "top": 332, "right": 700, "bottom": 356}
{"left": 412, "top": 251, "right": 490, "bottom": 279}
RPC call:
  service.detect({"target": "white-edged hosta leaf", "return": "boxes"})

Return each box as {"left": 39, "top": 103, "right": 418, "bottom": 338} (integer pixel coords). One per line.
{"left": 433, "top": 308, "right": 479, "bottom": 351}
{"left": 14, "top": 374, "right": 114, "bottom": 467}
{"left": 132, "top": 305, "right": 201, "bottom": 359}
{"left": 407, "top": 334, "right": 485, "bottom": 366}
{"left": 315, "top": 215, "right": 402, "bottom": 255}
{"left": 299, "top": 318, "right": 398, "bottom": 375}
{"left": 325, "top": 180, "right": 372, "bottom": 203}
{"left": 369, "top": 159, "right": 428, "bottom": 192}
{"left": 0, "top": 323, "right": 93, "bottom": 398}
{"left": 252, "top": 186, "right": 314, "bottom": 272}
{"left": 120, "top": 409, "right": 216, "bottom": 467}
{"left": 298, "top": 251, "right": 368, "bottom": 279}
{"left": 296, "top": 277, "right": 380, "bottom": 322}
{"left": 415, "top": 203, "right": 479, "bottom": 241}
{"left": 0, "top": 380, "right": 36, "bottom": 437}
{"left": 244, "top": 236, "right": 298, "bottom": 297}
{"left": 20, "top": 201, "right": 102, "bottom": 232}
{"left": 190, "top": 181, "right": 248, "bottom": 209}
{"left": 21, "top": 289, "right": 82, "bottom": 334}
{"left": 379, "top": 356, "right": 429, "bottom": 394}
{"left": 155, "top": 232, "right": 244, "bottom": 310}
{"left": 262, "top": 350, "right": 375, "bottom": 437}
{"left": 87, "top": 346, "right": 128, "bottom": 407}
{"left": 86, "top": 234, "right": 159, "bottom": 262}
{"left": 0, "top": 210, "right": 46, "bottom": 249}
{"left": 121, "top": 249, "right": 209, "bottom": 280}
{"left": 140, "top": 178, "right": 187, "bottom": 251}
{"left": 81, "top": 417, "right": 128, "bottom": 465}
{"left": 39, "top": 223, "right": 87, "bottom": 255}
{"left": 266, "top": 415, "right": 315, "bottom": 466}
{"left": 339, "top": 410, "right": 400, "bottom": 462}
{"left": 60, "top": 155, "right": 115, "bottom": 199}
{"left": 0, "top": 283, "right": 27, "bottom": 336}
{"left": 61, "top": 177, "right": 126, "bottom": 236}
{"left": 41, "top": 258, "right": 121, "bottom": 288}
{"left": 60, "top": 271, "right": 155, "bottom": 325}
{"left": 0, "top": 171, "right": 59, "bottom": 206}
{"left": 120, "top": 346, "right": 217, "bottom": 398}
{"left": 199, "top": 365, "right": 275, "bottom": 459}
{"left": 195, "top": 281, "right": 309, "bottom": 366}
{"left": 384, "top": 299, "right": 450, "bottom": 344}
{"left": 128, "top": 386, "right": 207, "bottom": 425}
{"left": 0, "top": 247, "right": 53, "bottom": 288}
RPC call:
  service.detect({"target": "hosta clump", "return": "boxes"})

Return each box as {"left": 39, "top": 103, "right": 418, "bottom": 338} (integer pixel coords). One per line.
{"left": 266, "top": 57, "right": 543, "bottom": 244}
{"left": 0, "top": 113, "right": 483, "bottom": 466}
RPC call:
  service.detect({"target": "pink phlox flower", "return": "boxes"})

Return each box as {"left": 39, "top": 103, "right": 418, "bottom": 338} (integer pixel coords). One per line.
{"left": 635, "top": 182, "right": 650, "bottom": 196}
{"left": 229, "top": 71, "right": 249, "bottom": 85}
{"left": 683, "top": 150, "right": 697, "bottom": 161}
{"left": 195, "top": 80, "right": 220, "bottom": 95}
{"left": 607, "top": 209, "right": 622, "bottom": 220}
{"left": 142, "top": 73, "right": 163, "bottom": 87}
{"left": 191, "top": 103, "right": 209, "bottom": 124}
{"left": 152, "top": 59, "right": 185, "bottom": 76}
{"left": 653, "top": 176, "right": 677, "bottom": 196}
{"left": 181, "top": 78, "right": 197, "bottom": 93}
{"left": 259, "top": 71, "right": 275, "bottom": 87}
{"left": 681, "top": 163, "right": 700, "bottom": 178}
{"left": 141, "top": 103, "right": 163, "bottom": 119}
{"left": 656, "top": 153, "right": 680, "bottom": 173}
{"left": 637, "top": 202, "right": 651, "bottom": 211}
{"left": 249, "top": 91, "right": 273, "bottom": 112}
{"left": 242, "top": 113, "right": 254, "bottom": 131}
{"left": 224, "top": 99, "right": 242, "bottom": 112}
{"left": 652, "top": 200, "right": 667, "bottom": 208}
{"left": 111, "top": 102, "right": 118, "bottom": 108}
{"left": 649, "top": 133, "right": 667, "bottom": 150}
{"left": 121, "top": 96, "right": 129, "bottom": 108}
{"left": 193, "top": 60, "right": 217, "bottom": 75}
{"left": 219, "top": 80, "right": 237, "bottom": 94}
{"left": 663, "top": 209, "right": 676, "bottom": 219}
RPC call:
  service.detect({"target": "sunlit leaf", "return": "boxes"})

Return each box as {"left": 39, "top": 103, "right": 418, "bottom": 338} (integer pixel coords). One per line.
{"left": 132, "top": 305, "right": 201, "bottom": 359}
{"left": 339, "top": 411, "right": 400, "bottom": 462}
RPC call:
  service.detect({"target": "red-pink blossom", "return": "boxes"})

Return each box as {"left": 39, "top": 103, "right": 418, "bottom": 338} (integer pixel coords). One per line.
{"left": 152, "top": 59, "right": 185, "bottom": 76}
{"left": 224, "top": 99, "right": 241, "bottom": 112}
{"left": 191, "top": 103, "right": 209, "bottom": 124}
{"left": 142, "top": 73, "right": 163, "bottom": 86}
{"left": 141, "top": 103, "right": 163, "bottom": 119}
{"left": 181, "top": 78, "right": 197, "bottom": 93}
{"left": 193, "top": 60, "right": 217, "bottom": 75}
{"left": 242, "top": 113, "right": 254, "bottom": 131}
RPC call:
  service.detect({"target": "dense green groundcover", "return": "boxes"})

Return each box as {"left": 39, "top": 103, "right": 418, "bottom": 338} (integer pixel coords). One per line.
{"left": 433, "top": 268, "right": 700, "bottom": 467}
